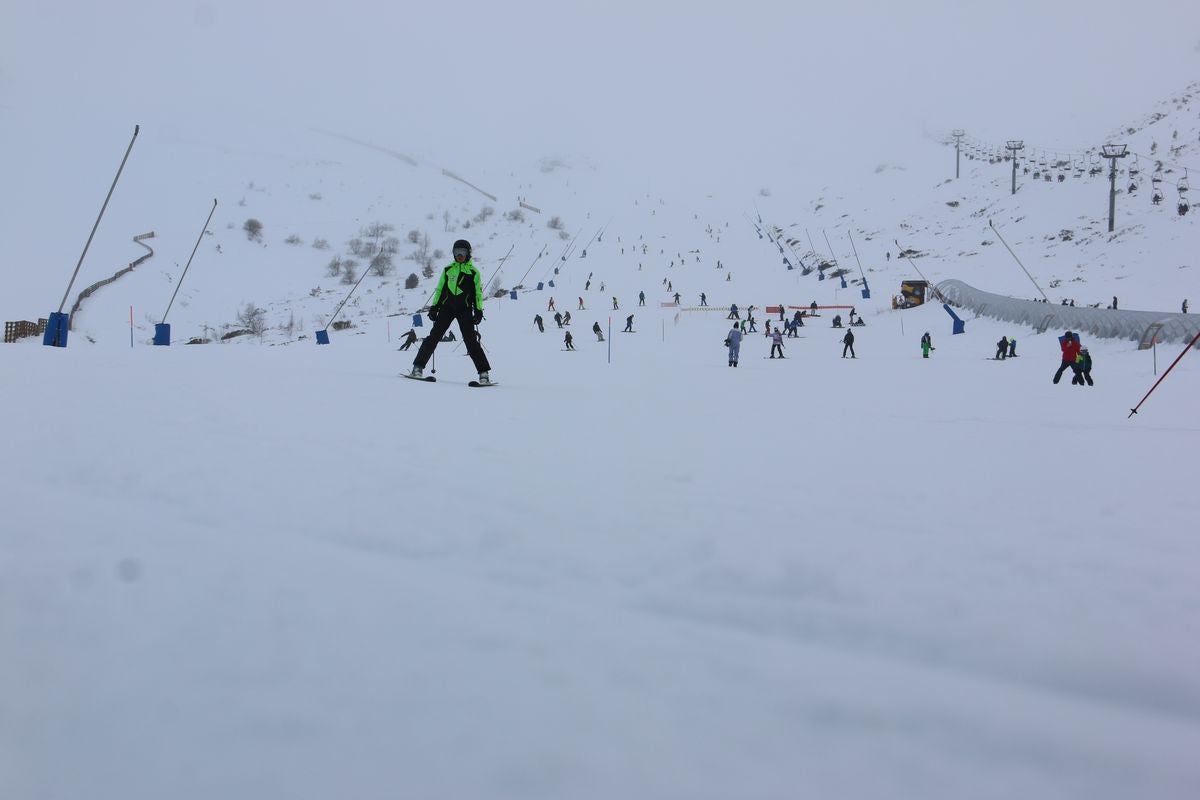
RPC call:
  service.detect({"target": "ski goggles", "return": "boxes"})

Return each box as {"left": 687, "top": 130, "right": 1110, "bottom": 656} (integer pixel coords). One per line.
{"left": 453, "top": 248, "right": 470, "bottom": 259}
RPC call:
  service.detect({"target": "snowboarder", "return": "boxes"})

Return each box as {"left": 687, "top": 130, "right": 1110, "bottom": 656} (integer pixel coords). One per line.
{"left": 534, "top": 314, "right": 544, "bottom": 333}
{"left": 564, "top": 330, "right": 575, "bottom": 351}
{"left": 920, "top": 332, "right": 933, "bottom": 358}
{"left": 399, "top": 329, "right": 420, "bottom": 351}
{"left": 638, "top": 290, "right": 645, "bottom": 306}
{"left": 810, "top": 301, "right": 818, "bottom": 315}
{"left": 995, "top": 336, "right": 1008, "bottom": 360}
{"left": 593, "top": 321, "right": 604, "bottom": 341}
{"left": 623, "top": 314, "right": 634, "bottom": 332}
{"left": 563, "top": 311, "right": 571, "bottom": 326}
{"left": 832, "top": 315, "right": 842, "bottom": 328}
{"left": 407, "top": 239, "right": 492, "bottom": 384}
{"left": 1072, "top": 346, "right": 1094, "bottom": 386}
{"left": 842, "top": 329, "right": 856, "bottom": 358}
{"left": 769, "top": 329, "right": 785, "bottom": 359}
{"left": 726, "top": 323, "right": 742, "bottom": 367}
{"left": 1053, "top": 331, "right": 1081, "bottom": 384}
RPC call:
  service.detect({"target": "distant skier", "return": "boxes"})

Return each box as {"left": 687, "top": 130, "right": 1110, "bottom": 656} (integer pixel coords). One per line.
{"left": 728, "top": 304, "right": 740, "bottom": 320}
{"left": 564, "top": 330, "right": 575, "bottom": 351}
{"left": 593, "top": 321, "right": 604, "bottom": 341}
{"left": 700, "top": 292, "right": 708, "bottom": 306}
{"left": 747, "top": 316, "right": 757, "bottom": 333}
{"left": 406, "top": 239, "right": 492, "bottom": 383}
{"left": 810, "top": 301, "right": 818, "bottom": 315}
{"left": 534, "top": 314, "right": 545, "bottom": 333}
{"left": 563, "top": 311, "right": 572, "bottom": 326}
{"left": 1007, "top": 338, "right": 1017, "bottom": 358}
{"left": 639, "top": 290, "right": 645, "bottom": 306}
{"left": 548, "top": 297, "right": 556, "bottom": 311}
{"left": 613, "top": 297, "right": 619, "bottom": 310}
{"left": 842, "top": 329, "right": 856, "bottom": 358}
{"left": 726, "top": 323, "right": 742, "bottom": 367}
{"left": 578, "top": 296, "right": 585, "bottom": 310}
{"left": 1053, "top": 331, "right": 1081, "bottom": 384}
{"left": 673, "top": 292, "right": 681, "bottom": 305}
{"left": 832, "top": 314, "right": 842, "bottom": 328}
{"left": 920, "top": 332, "right": 933, "bottom": 358}
{"left": 769, "top": 329, "right": 785, "bottom": 359}
{"left": 793, "top": 310, "right": 804, "bottom": 328}
{"left": 778, "top": 303, "right": 785, "bottom": 321}
{"left": 554, "top": 311, "right": 564, "bottom": 328}
{"left": 624, "top": 314, "right": 634, "bottom": 332}
{"left": 995, "top": 336, "right": 1008, "bottom": 360}
{"left": 399, "top": 329, "right": 420, "bottom": 351}
{"left": 1112, "top": 296, "right": 1118, "bottom": 310}
{"left": 1183, "top": 299, "right": 1189, "bottom": 314}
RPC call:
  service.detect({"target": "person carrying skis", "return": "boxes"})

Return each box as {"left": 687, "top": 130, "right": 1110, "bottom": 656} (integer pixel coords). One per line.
{"left": 593, "top": 321, "right": 604, "bottom": 341}
{"left": 769, "top": 329, "right": 785, "bottom": 359}
{"left": 624, "top": 314, "right": 634, "bottom": 332}
{"left": 726, "top": 322, "right": 742, "bottom": 367}
{"left": 407, "top": 239, "right": 492, "bottom": 383}
{"left": 399, "top": 329, "right": 420, "bottom": 351}
{"left": 1053, "top": 331, "right": 1081, "bottom": 384}
{"left": 564, "top": 330, "right": 575, "bottom": 351}
{"left": 920, "top": 332, "right": 933, "bottom": 358}
{"left": 842, "top": 328, "right": 856, "bottom": 358}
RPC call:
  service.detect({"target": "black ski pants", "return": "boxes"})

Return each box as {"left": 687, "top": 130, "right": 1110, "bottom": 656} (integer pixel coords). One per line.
{"left": 1053, "top": 359, "right": 1073, "bottom": 383}
{"left": 842, "top": 342, "right": 855, "bottom": 358}
{"left": 413, "top": 300, "right": 490, "bottom": 373}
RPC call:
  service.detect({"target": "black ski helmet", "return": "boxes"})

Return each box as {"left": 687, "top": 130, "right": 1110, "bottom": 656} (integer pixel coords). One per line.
{"left": 453, "top": 239, "right": 472, "bottom": 258}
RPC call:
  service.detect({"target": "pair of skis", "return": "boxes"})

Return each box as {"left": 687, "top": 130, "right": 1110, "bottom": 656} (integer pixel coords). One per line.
{"left": 403, "top": 374, "right": 498, "bottom": 387}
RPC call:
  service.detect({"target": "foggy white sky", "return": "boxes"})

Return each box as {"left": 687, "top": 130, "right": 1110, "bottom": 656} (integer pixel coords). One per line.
{"left": 2, "top": 0, "right": 1197, "bottom": 186}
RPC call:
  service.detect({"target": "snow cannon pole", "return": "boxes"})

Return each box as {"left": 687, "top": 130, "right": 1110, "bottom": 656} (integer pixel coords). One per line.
{"left": 516, "top": 244, "right": 547, "bottom": 287}
{"left": 1128, "top": 329, "right": 1200, "bottom": 418}
{"left": 46, "top": 124, "right": 140, "bottom": 347}
{"left": 893, "top": 238, "right": 932, "bottom": 289}
{"left": 482, "top": 244, "right": 515, "bottom": 298}
{"left": 317, "top": 249, "right": 377, "bottom": 343}
{"left": 157, "top": 198, "right": 217, "bottom": 346}
{"left": 989, "top": 219, "right": 1049, "bottom": 302}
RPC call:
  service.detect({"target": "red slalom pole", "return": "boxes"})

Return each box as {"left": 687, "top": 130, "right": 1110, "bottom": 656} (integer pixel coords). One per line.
{"left": 1129, "top": 330, "right": 1200, "bottom": 418}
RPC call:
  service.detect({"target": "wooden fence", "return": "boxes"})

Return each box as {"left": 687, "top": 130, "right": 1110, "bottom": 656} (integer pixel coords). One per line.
{"left": 4, "top": 319, "right": 47, "bottom": 343}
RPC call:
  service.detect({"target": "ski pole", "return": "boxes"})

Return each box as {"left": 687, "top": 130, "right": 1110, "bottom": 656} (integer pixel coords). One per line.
{"left": 1129, "top": 330, "right": 1200, "bottom": 418}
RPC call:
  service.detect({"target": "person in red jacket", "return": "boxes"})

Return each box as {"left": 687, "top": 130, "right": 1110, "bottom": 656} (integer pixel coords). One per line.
{"left": 1053, "top": 330, "right": 1081, "bottom": 384}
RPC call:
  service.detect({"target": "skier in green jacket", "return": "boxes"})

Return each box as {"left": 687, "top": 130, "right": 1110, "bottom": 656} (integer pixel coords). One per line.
{"left": 408, "top": 239, "right": 493, "bottom": 383}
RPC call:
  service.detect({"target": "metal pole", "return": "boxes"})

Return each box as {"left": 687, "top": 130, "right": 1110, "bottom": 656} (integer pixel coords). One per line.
{"left": 1006, "top": 141, "right": 1023, "bottom": 196}
{"left": 952, "top": 130, "right": 965, "bottom": 179}
{"left": 1101, "top": 144, "right": 1128, "bottom": 233}
{"left": 162, "top": 198, "right": 217, "bottom": 323}
{"left": 58, "top": 125, "right": 140, "bottom": 313}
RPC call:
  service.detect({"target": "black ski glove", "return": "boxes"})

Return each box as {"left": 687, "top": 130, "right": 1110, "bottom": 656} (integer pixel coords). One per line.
{"left": 472, "top": 309, "right": 484, "bottom": 325}
{"left": 427, "top": 306, "right": 440, "bottom": 321}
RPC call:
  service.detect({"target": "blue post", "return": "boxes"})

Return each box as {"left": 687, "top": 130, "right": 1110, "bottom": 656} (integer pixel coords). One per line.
{"left": 509, "top": 289, "right": 518, "bottom": 300}
{"left": 315, "top": 329, "right": 330, "bottom": 345}
{"left": 861, "top": 277, "right": 871, "bottom": 300}
{"left": 943, "top": 303, "right": 966, "bottom": 335}
{"left": 536, "top": 281, "right": 544, "bottom": 290}
{"left": 840, "top": 275, "right": 848, "bottom": 289}
{"left": 43, "top": 312, "right": 70, "bottom": 347}
{"left": 153, "top": 322, "right": 171, "bottom": 346}
{"left": 548, "top": 279, "right": 555, "bottom": 288}
{"left": 818, "top": 271, "right": 825, "bottom": 281}
{"left": 412, "top": 313, "right": 423, "bottom": 328}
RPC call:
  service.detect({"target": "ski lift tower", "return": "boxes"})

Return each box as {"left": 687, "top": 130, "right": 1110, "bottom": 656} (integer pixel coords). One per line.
{"left": 1101, "top": 143, "right": 1128, "bottom": 232}
{"left": 1006, "top": 140, "right": 1024, "bottom": 195}
{"left": 952, "top": 130, "right": 965, "bottom": 179}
